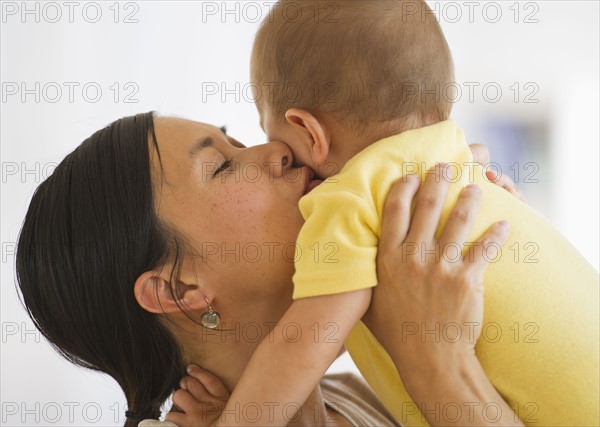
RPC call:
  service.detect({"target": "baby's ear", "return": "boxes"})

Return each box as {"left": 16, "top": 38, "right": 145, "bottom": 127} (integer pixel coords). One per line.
{"left": 285, "top": 108, "right": 330, "bottom": 167}
{"left": 134, "top": 270, "right": 205, "bottom": 314}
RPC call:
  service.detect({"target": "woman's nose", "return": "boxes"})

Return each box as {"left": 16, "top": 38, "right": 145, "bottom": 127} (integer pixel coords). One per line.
{"left": 255, "top": 141, "right": 293, "bottom": 178}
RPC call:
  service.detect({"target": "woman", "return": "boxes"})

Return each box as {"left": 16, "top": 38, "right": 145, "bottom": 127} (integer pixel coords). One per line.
{"left": 16, "top": 112, "right": 519, "bottom": 427}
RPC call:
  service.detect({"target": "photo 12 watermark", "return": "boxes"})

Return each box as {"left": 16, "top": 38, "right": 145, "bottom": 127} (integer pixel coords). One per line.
{"left": 2, "top": 82, "right": 140, "bottom": 104}
{"left": 1, "top": 320, "right": 342, "bottom": 346}
{"left": 200, "top": 80, "right": 540, "bottom": 105}
{"left": 1, "top": 1, "right": 140, "bottom": 24}
{"left": 1, "top": 401, "right": 130, "bottom": 424}
{"left": 196, "top": 1, "right": 541, "bottom": 25}
{"left": 399, "top": 400, "right": 540, "bottom": 425}
{"left": 398, "top": 320, "right": 540, "bottom": 345}
{"left": 200, "top": 1, "right": 340, "bottom": 24}
{"left": 404, "top": 1, "right": 540, "bottom": 24}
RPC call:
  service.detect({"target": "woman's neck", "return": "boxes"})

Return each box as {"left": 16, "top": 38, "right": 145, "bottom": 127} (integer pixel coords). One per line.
{"left": 180, "top": 325, "right": 350, "bottom": 427}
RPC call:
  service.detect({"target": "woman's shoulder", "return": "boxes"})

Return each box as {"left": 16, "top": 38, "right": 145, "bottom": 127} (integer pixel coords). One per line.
{"left": 320, "top": 373, "right": 401, "bottom": 426}
{"left": 138, "top": 420, "right": 177, "bottom": 427}
{"left": 138, "top": 373, "right": 400, "bottom": 427}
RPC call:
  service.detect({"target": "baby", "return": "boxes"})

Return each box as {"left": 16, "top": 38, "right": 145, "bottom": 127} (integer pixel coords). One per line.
{"left": 174, "top": 1, "right": 599, "bottom": 425}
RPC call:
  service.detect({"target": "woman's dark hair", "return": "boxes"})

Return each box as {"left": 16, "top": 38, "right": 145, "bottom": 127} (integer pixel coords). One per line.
{"left": 16, "top": 112, "right": 184, "bottom": 426}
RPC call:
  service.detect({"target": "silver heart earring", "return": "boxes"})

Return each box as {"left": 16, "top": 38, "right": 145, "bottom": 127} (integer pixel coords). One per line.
{"left": 200, "top": 297, "right": 221, "bottom": 329}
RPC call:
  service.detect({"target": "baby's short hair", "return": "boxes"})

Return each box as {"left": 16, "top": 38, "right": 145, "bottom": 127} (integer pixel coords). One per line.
{"left": 251, "top": 0, "right": 454, "bottom": 133}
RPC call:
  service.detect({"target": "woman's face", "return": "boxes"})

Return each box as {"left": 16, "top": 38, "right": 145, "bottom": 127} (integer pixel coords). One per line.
{"left": 150, "top": 117, "right": 316, "bottom": 316}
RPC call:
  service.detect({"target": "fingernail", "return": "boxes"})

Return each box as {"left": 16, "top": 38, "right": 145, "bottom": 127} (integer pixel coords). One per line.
{"left": 466, "top": 184, "right": 480, "bottom": 192}
{"left": 497, "top": 220, "right": 509, "bottom": 233}
{"left": 186, "top": 365, "right": 194, "bottom": 374}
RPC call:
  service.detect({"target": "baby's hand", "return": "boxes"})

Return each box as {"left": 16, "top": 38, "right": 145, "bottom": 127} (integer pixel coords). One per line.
{"left": 165, "top": 365, "right": 230, "bottom": 427}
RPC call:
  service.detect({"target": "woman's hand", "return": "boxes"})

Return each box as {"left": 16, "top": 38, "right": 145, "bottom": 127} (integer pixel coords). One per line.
{"left": 469, "top": 143, "right": 527, "bottom": 203}
{"left": 363, "top": 164, "right": 522, "bottom": 426}
{"left": 365, "top": 163, "right": 509, "bottom": 367}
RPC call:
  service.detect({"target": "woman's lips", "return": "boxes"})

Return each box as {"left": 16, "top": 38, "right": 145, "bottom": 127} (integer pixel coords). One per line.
{"left": 303, "top": 166, "right": 324, "bottom": 195}
{"left": 306, "top": 177, "right": 324, "bottom": 193}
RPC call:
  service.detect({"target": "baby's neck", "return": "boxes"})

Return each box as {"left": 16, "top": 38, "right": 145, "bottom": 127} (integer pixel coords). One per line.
{"left": 325, "top": 115, "right": 442, "bottom": 177}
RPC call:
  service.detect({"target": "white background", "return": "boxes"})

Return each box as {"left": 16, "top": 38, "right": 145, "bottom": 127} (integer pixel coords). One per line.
{"left": 1, "top": 1, "right": 598, "bottom": 425}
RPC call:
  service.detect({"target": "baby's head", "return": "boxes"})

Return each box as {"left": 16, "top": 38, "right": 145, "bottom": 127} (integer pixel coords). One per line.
{"left": 251, "top": 0, "right": 454, "bottom": 177}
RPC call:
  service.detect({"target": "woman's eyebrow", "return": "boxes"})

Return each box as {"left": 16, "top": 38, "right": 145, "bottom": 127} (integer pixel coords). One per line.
{"left": 188, "top": 136, "right": 214, "bottom": 159}
{"left": 188, "top": 126, "right": 229, "bottom": 159}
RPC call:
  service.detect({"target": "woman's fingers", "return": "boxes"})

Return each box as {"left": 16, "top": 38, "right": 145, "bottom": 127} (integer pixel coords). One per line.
{"left": 406, "top": 163, "right": 451, "bottom": 243}
{"left": 470, "top": 143, "right": 528, "bottom": 204}
{"left": 486, "top": 170, "right": 528, "bottom": 203}
{"left": 186, "top": 364, "right": 230, "bottom": 399}
{"left": 379, "top": 174, "right": 421, "bottom": 252}
{"left": 465, "top": 221, "right": 510, "bottom": 274}
{"left": 439, "top": 184, "right": 482, "bottom": 252}
{"left": 469, "top": 143, "right": 491, "bottom": 166}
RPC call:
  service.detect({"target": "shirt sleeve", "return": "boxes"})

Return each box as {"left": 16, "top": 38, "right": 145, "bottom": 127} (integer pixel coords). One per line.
{"left": 293, "top": 189, "right": 379, "bottom": 300}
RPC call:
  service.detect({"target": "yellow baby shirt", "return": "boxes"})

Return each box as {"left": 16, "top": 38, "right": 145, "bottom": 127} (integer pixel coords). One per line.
{"left": 293, "top": 120, "right": 599, "bottom": 426}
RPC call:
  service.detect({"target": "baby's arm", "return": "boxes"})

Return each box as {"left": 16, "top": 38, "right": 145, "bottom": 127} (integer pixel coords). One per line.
{"left": 222, "top": 288, "right": 371, "bottom": 426}
{"left": 170, "top": 288, "right": 371, "bottom": 427}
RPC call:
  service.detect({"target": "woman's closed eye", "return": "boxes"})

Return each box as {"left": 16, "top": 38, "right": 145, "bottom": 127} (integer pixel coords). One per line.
{"left": 213, "top": 159, "right": 232, "bottom": 177}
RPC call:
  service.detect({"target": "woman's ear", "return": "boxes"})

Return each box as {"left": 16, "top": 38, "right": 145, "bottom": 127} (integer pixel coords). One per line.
{"left": 134, "top": 270, "right": 205, "bottom": 314}
{"left": 285, "top": 108, "right": 331, "bottom": 166}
